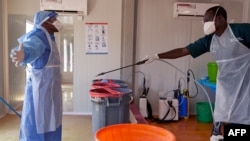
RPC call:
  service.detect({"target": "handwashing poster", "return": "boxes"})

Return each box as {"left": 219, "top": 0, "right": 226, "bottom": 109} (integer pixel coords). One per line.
{"left": 85, "top": 23, "right": 108, "bottom": 54}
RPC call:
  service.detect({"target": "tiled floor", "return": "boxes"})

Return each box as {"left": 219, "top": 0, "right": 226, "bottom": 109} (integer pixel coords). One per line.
{"left": 62, "top": 84, "right": 74, "bottom": 112}
{"left": 0, "top": 114, "right": 213, "bottom": 141}
{"left": 0, "top": 114, "right": 93, "bottom": 141}
{"left": 0, "top": 86, "right": 214, "bottom": 141}
{"left": 148, "top": 116, "right": 213, "bottom": 141}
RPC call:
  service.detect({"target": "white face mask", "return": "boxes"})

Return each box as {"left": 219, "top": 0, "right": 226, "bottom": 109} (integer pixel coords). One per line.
{"left": 203, "top": 7, "right": 220, "bottom": 35}
{"left": 53, "top": 20, "right": 64, "bottom": 31}
{"left": 203, "top": 21, "right": 215, "bottom": 35}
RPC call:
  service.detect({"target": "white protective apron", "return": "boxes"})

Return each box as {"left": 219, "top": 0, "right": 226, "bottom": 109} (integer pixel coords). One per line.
{"left": 210, "top": 25, "right": 250, "bottom": 125}
{"left": 27, "top": 27, "right": 62, "bottom": 133}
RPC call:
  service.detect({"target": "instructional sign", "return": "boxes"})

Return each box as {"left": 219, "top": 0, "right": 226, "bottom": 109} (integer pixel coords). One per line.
{"left": 85, "top": 23, "right": 108, "bottom": 54}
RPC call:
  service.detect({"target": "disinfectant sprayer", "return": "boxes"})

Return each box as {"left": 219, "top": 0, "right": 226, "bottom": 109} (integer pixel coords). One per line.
{"left": 180, "top": 69, "right": 199, "bottom": 119}
{"left": 139, "top": 75, "right": 153, "bottom": 119}
{"left": 178, "top": 70, "right": 190, "bottom": 119}
{"left": 178, "top": 89, "right": 189, "bottom": 119}
{"left": 95, "top": 59, "right": 215, "bottom": 126}
{"left": 158, "top": 90, "right": 179, "bottom": 122}
{"left": 158, "top": 60, "right": 214, "bottom": 124}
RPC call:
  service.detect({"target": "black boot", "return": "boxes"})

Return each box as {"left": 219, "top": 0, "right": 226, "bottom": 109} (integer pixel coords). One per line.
{"left": 210, "top": 122, "right": 224, "bottom": 141}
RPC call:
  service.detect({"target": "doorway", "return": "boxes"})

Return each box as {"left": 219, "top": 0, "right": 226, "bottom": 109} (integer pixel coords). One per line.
{"left": 55, "top": 15, "right": 74, "bottom": 112}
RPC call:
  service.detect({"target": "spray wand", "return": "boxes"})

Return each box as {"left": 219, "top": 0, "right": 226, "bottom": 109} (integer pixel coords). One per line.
{"left": 95, "top": 59, "right": 148, "bottom": 77}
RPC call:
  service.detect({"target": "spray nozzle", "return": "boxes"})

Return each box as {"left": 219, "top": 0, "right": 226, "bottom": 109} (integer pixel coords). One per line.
{"left": 95, "top": 72, "right": 106, "bottom": 77}
{"left": 135, "top": 59, "right": 148, "bottom": 65}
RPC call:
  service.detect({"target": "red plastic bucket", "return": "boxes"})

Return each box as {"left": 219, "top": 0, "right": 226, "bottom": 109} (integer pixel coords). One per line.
{"left": 92, "top": 82, "right": 127, "bottom": 89}
{"left": 92, "top": 79, "right": 128, "bottom": 89}
{"left": 89, "top": 87, "right": 125, "bottom": 98}
{"left": 92, "top": 79, "right": 124, "bottom": 84}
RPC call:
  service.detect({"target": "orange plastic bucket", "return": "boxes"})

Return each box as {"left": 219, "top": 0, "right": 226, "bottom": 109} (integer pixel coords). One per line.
{"left": 95, "top": 123, "right": 176, "bottom": 141}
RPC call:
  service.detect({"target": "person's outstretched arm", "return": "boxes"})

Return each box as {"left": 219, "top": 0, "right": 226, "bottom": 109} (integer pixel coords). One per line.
{"left": 145, "top": 47, "right": 190, "bottom": 64}
{"left": 158, "top": 47, "right": 190, "bottom": 59}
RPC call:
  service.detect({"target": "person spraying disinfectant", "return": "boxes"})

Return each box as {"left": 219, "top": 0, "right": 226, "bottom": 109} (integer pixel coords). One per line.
{"left": 145, "top": 6, "right": 250, "bottom": 141}
{"left": 10, "top": 11, "right": 64, "bottom": 141}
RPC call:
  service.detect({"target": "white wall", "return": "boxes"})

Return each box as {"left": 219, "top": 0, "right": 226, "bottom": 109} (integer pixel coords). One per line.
{"left": 7, "top": 0, "right": 39, "bottom": 15}
{"left": 135, "top": 0, "right": 197, "bottom": 116}
{"left": 0, "top": 0, "right": 5, "bottom": 117}
{"left": 121, "top": 0, "right": 136, "bottom": 89}
{"left": 73, "top": 0, "right": 123, "bottom": 113}
{"left": 248, "top": 0, "right": 250, "bottom": 22}
{"left": 6, "top": 0, "right": 37, "bottom": 111}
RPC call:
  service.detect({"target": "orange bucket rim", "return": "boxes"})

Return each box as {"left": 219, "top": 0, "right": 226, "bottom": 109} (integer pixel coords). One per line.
{"left": 95, "top": 123, "right": 176, "bottom": 141}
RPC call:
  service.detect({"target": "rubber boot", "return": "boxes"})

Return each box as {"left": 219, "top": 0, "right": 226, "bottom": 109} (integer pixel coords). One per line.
{"left": 210, "top": 122, "right": 224, "bottom": 141}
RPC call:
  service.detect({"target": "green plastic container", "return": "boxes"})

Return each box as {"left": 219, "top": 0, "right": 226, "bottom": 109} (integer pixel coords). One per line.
{"left": 207, "top": 62, "right": 218, "bottom": 82}
{"left": 196, "top": 102, "right": 214, "bottom": 123}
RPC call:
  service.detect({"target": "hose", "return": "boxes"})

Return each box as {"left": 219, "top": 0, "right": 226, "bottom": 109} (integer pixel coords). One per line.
{"left": 158, "top": 60, "right": 215, "bottom": 124}
{"left": 0, "top": 96, "right": 21, "bottom": 118}
{"left": 187, "top": 69, "right": 199, "bottom": 98}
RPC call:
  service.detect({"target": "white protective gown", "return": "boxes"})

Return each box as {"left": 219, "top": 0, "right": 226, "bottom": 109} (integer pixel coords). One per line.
{"left": 211, "top": 25, "right": 250, "bottom": 125}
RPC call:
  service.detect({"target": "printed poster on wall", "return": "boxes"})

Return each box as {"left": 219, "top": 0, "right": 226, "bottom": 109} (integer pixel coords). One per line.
{"left": 85, "top": 23, "right": 108, "bottom": 54}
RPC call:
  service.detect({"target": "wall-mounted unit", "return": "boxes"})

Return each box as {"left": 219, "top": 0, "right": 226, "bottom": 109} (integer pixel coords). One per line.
{"left": 40, "top": 0, "right": 87, "bottom": 15}
{"left": 173, "top": 2, "right": 219, "bottom": 18}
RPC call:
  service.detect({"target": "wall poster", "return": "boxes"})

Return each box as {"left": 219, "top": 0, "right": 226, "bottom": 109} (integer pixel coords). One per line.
{"left": 85, "top": 23, "right": 108, "bottom": 54}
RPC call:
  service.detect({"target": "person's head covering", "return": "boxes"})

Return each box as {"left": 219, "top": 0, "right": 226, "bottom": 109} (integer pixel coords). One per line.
{"left": 14, "top": 11, "right": 58, "bottom": 67}
{"left": 34, "top": 11, "right": 58, "bottom": 29}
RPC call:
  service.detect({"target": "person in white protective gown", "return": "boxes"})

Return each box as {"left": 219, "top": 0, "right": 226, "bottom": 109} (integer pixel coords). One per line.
{"left": 10, "top": 11, "right": 64, "bottom": 141}
{"left": 145, "top": 6, "right": 250, "bottom": 141}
